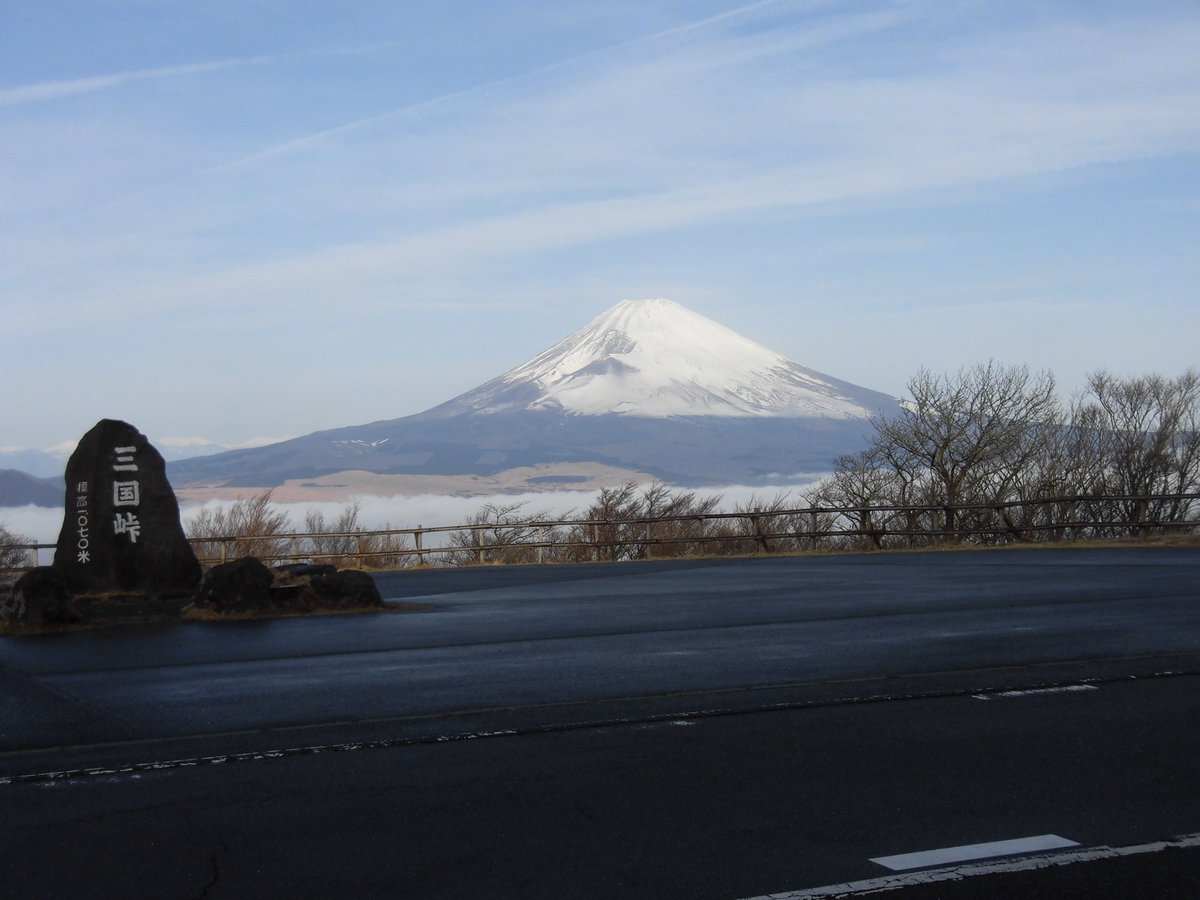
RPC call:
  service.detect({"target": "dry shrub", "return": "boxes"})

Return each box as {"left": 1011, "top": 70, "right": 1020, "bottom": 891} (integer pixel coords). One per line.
{"left": 187, "top": 490, "right": 291, "bottom": 564}
{"left": 445, "top": 502, "right": 558, "bottom": 566}
{"left": 0, "top": 521, "right": 35, "bottom": 570}
{"left": 304, "top": 502, "right": 413, "bottom": 570}
{"left": 559, "top": 481, "right": 725, "bottom": 562}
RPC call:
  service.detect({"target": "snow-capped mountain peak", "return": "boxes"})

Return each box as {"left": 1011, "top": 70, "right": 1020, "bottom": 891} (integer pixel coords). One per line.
{"left": 165, "top": 298, "right": 901, "bottom": 493}
{"left": 450, "top": 298, "right": 895, "bottom": 420}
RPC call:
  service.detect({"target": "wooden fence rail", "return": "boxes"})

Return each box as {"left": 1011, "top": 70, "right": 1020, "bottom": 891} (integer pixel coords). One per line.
{"left": 4, "top": 492, "right": 1197, "bottom": 572}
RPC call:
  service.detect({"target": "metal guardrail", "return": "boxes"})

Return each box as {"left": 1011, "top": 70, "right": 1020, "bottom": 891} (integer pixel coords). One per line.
{"left": 4, "top": 492, "right": 1197, "bottom": 573}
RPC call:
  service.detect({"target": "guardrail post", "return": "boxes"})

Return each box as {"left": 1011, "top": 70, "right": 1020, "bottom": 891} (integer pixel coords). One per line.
{"left": 750, "top": 514, "right": 770, "bottom": 554}
{"left": 414, "top": 527, "right": 425, "bottom": 566}
{"left": 809, "top": 509, "right": 819, "bottom": 551}
{"left": 863, "top": 510, "right": 883, "bottom": 550}
{"left": 537, "top": 526, "right": 546, "bottom": 565}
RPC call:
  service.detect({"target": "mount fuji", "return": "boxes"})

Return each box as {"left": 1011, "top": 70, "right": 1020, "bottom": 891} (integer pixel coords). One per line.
{"left": 435, "top": 298, "right": 888, "bottom": 420}
{"left": 169, "top": 299, "right": 899, "bottom": 496}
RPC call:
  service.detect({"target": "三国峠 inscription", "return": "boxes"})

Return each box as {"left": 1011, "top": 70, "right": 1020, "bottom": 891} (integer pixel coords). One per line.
{"left": 111, "top": 444, "right": 142, "bottom": 543}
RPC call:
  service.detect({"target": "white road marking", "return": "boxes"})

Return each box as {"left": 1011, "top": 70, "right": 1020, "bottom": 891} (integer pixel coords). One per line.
{"left": 870, "top": 834, "right": 1079, "bottom": 870}
{"left": 736, "top": 832, "right": 1200, "bottom": 899}
{"left": 973, "top": 684, "right": 1099, "bottom": 700}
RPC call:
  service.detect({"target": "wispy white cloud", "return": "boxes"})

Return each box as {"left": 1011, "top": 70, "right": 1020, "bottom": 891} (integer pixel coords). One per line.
{"left": 218, "top": 0, "right": 875, "bottom": 171}
{"left": 7, "top": 3, "right": 1200, "bottom": 337}
{"left": 192, "top": 3, "right": 1196, "bottom": 275}
{"left": 0, "top": 57, "right": 273, "bottom": 107}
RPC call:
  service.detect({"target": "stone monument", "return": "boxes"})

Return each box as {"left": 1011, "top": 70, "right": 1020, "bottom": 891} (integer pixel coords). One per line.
{"left": 51, "top": 419, "right": 201, "bottom": 595}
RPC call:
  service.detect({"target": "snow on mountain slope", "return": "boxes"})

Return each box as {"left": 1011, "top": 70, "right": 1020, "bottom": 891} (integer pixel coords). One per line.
{"left": 446, "top": 298, "right": 894, "bottom": 420}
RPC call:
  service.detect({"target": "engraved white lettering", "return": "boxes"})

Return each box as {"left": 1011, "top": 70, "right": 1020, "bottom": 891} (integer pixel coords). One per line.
{"left": 113, "top": 512, "right": 141, "bottom": 543}
{"left": 113, "top": 481, "right": 140, "bottom": 507}
{"left": 113, "top": 446, "right": 138, "bottom": 473}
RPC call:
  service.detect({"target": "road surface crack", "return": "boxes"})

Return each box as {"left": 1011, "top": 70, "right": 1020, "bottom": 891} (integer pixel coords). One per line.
{"left": 188, "top": 813, "right": 229, "bottom": 900}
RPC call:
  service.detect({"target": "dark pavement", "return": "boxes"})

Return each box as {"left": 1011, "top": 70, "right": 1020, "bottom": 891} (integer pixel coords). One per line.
{"left": 1, "top": 547, "right": 1198, "bottom": 897}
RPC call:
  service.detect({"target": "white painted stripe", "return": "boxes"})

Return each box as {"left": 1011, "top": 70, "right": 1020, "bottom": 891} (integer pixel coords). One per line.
{"left": 973, "top": 684, "right": 1099, "bottom": 700}
{"left": 736, "top": 832, "right": 1200, "bottom": 900}
{"left": 870, "top": 834, "right": 1079, "bottom": 870}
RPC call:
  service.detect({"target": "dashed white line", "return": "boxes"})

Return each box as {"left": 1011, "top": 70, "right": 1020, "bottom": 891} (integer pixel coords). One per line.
{"left": 869, "top": 834, "right": 1079, "bottom": 870}
{"left": 736, "top": 832, "right": 1200, "bottom": 899}
{"left": 973, "top": 684, "right": 1099, "bottom": 700}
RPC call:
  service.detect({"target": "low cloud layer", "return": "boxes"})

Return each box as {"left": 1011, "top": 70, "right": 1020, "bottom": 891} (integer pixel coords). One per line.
{"left": 2, "top": 477, "right": 827, "bottom": 564}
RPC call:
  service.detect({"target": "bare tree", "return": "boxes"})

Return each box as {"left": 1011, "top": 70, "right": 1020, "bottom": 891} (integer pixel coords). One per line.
{"left": 305, "top": 501, "right": 414, "bottom": 569}
{"left": 1070, "top": 370, "right": 1200, "bottom": 530}
{"left": 731, "top": 492, "right": 809, "bottom": 553}
{"left": 807, "top": 446, "right": 924, "bottom": 548}
{"left": 563, "top": 481, "right": 725, "bottom": 561}
{"left": 871, "top": 362, "right": 1060, "bottom": 537}
{"left": 567, "top": 482, "right": 643, "bottom": 561}
{"left": 187, "top": 490, "right": 292, "bottom": 563}
{"left": 304, "top": 503, "right": 363, "bottom": 562}
{"left": 0, "top": 522, "right": 35, "bottom": 570}
{"left": 446, "top": 502, "right": 557, "bottom": 565}
{"left": 637, "top": 482, "right": 723, "bottom": 558}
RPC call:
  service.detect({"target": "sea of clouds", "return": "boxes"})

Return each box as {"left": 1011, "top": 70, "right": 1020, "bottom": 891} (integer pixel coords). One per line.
{"left": 2, "top": 478, "right": 828, "bottom": 566}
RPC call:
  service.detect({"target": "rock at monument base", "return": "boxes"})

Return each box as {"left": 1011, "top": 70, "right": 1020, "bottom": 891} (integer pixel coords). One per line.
{"left": 194, "top": 557, "right": 274, "bottom": 613}
{"left": 192, "top": 558, "right": 384, "bottom": 616}
{"left": 52, "top": 419, "right": 201, "bottom": 595}
{"left": 1, "top": 568, "right": 81, "bottom": 626}
{"left": 301, "top": 570, "right": 384, "bottom": 611}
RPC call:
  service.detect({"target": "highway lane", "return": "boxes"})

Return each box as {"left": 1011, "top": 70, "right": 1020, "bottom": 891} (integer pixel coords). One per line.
{"left": 2, "top": 548, "right": 1198, "bottom": 755}
{"left": 1, "top": 546, "right": 1198, "bottom": 896}
{"left": 2, "top": 670, "right": 1198, "bottom": 898}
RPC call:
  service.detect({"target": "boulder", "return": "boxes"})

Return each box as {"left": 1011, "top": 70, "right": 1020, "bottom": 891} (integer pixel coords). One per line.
{"left": 301, "top": 570, "right": 384, "bottom": 611}
{"left": 193, "top": 561, "right": 383, "bottom": 616}
{"left": 194, "top": 557, "right": 274, "bottom": 613}
{"left": 51, "top": 419, "right": 201, "bottom": 595}
{"left": 1, "top": 568, "right": 81, "bottom": 626}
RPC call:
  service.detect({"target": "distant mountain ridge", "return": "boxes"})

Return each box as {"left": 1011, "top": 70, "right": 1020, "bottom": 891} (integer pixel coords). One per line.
{"left": 167, "top": 299, "right": 899, "bottom": 496}
{"left": 0, "top": 439, "right": 268, "bottom": 508}
{"left": 0, "top": 469, "right": 63, "bottom": 508}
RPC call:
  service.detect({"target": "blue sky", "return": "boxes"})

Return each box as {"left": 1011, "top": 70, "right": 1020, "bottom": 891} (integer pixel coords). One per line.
{"left": 3, "top": 0, "right": 1198, "bottom": 453}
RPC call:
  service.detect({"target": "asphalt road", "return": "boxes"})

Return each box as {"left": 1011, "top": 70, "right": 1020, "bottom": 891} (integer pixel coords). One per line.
{"left": 1, "top": 546, "right": 1198, "bottom": 898}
